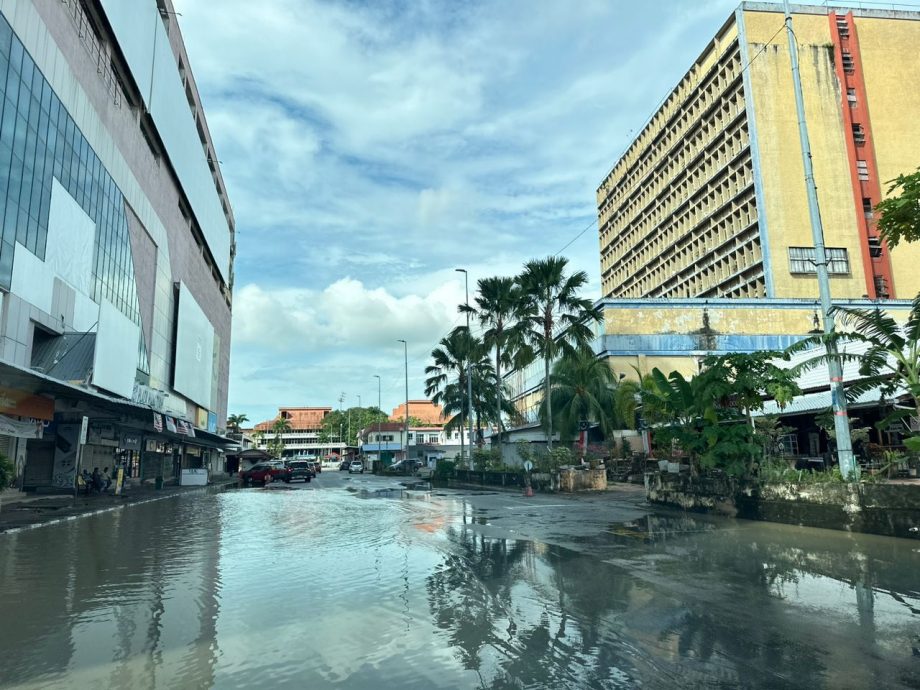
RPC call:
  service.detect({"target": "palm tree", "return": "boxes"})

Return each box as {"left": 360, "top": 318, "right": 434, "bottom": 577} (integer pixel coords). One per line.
{"left": 791, "top": 295, "right": 920, "bottom": 425}
{"left": 425, "top": 328, "right": 494, "bottom": 467}
{"left": 226, "top": 413, "right": 249, "bottom": 435}
{"left": 269, "top": 416, "right": 292, "bottom": 458}
{"left": 461, "top": 276, "right": 528, "bottom": 461}
{"left": 518, "top": 256, "right": 602, "bottom": 450}
{"left": 539, "top": 349, "right": 616, "bottom": 445}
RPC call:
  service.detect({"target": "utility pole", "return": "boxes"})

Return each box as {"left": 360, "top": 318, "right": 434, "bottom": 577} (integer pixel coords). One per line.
{"left": 398, "top": 339, "right": 409, "bottom": 463}
{"left": 783, "top": 0, "right": 857, "bottom": 479}
{"left": 456, "top": 268, "right": 474, "bottom": 468}
{"left": 373, "top": 374, "right": 382, "bottom": 471}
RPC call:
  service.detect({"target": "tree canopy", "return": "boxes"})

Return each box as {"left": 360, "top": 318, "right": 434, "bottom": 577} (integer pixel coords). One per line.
{"left": 876, "top": 167, "right": 920, "bottom": 249}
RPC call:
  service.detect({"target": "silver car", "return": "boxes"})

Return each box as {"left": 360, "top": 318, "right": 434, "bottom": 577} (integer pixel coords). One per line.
{"left": 348, "top": 461, "right": 364, "bottom": 474}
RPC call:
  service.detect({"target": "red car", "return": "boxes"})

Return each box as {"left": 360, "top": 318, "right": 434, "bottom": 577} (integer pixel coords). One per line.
{"left": 239, "top": 461, "right": 291, "bottom": 485}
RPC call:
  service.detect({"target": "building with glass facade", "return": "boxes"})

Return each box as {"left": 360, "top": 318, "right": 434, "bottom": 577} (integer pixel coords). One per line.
{"left": 0, "top": 0, "right": 235, "bottom": 490}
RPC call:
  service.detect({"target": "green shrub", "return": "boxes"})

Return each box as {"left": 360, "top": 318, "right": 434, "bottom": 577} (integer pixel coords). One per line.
{"left": 0, "top": 453, "right": 14, "bottom": 489}
{"left": 433, "top": 460, "right": 456, "bottom": 481}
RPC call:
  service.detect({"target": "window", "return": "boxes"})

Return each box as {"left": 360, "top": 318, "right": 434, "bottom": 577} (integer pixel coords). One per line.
{"left": 851, "top": 123, "right": 865, "bottom": 145}
{"left": 842, "top": 51, "right": 855, "bottom": 72}
{"left": 862, "top": 197, "right": 874, "bottom": 218}
{"left": 836, "top": 17, "right": 849, "bottom": 37}
{"left": 788, "top": 247, "right": 850, "bottom": 275}
{"left": 868, "top": 236, "right": 882, "bottom": 257}
{"left": 856, "top": 160, "right": 869, "bottom": 181}
{"left": 847, "top": 88, "right": 857, "bottom": 106}
{"left": 874, "top": 275, "right": 890, "bottom": 298}
{"left": 778, "top": 434, "right": 799, "bottom": 456}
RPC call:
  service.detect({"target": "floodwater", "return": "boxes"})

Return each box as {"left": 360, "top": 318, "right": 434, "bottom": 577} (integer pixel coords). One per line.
{"left": 0, "top": 475, "right": 918, "bottom": 690}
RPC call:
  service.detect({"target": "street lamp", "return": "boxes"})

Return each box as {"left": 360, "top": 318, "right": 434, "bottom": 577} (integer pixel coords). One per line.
{"left": 373, "top": 374, "right": 381, "bottom": 471}
{"left": 455, "top": 268, "right": 474, "bottom": 468}
{"left": 397, "top": 339, "right": 409, "bottom": 462}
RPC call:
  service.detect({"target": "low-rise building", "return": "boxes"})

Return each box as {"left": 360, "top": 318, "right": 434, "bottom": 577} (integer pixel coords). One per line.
{"left": 252, "top": 407, "right": 346, "bottom": 460}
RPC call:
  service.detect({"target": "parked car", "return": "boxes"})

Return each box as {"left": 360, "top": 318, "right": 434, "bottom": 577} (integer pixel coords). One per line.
{"left": 348, "top": 461, "right": 364, "bottom": 474}
{"left": 386, "top": 459, "right": 422, "bottom": 474}
{"left": 286, "top": 460, "right": 315, "bottom": 483}
{"left": 339, "top": 459, "right": 351, "bottom": 471}
{"left": 239, "top": 461, "right": 291, "bottom": 485}
{"left": 310, "top": 460, "right": 322, "bottom": 474}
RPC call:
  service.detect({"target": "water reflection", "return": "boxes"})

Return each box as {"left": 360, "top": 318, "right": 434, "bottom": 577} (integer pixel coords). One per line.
{"left": 428, "top": 512, "right": 920, "bottom": 689}
{"left": 0, "top": 486, "right": 918, "bottom": 689}
{"left": 0, "top": 494, "right": 223, "bottom": 689}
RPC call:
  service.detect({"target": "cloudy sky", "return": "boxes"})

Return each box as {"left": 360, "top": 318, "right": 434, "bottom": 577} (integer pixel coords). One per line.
{"left": 169, "top": 0, "right": 804, "bottom": 423}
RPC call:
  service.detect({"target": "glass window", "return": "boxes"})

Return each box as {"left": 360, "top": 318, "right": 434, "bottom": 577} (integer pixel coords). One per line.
{"left": 0, "top": 17, "right": 12, "bottom": 58}
{"left": 9, "top": 38, "right": 22, "bottom": 74}
{"left": 788, "top": 246, "right": 850, "bottom": 275}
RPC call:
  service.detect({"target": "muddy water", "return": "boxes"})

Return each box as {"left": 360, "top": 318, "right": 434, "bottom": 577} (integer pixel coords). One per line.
{"left": 0, "top": 478, "right": 918, "bottom": 689}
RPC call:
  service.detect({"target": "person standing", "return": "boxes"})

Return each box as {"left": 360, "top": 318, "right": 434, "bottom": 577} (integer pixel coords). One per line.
{"left": 102, "top": 467, "right": 112, "bottom": 491}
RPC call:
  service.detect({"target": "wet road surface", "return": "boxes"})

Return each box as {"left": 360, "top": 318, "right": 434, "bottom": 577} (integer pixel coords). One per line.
{"left": 0, "top": 472, "right": 918, "bottom": 689}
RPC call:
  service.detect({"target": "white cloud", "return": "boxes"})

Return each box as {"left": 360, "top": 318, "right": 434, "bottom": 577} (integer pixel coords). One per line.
{"left": 232, "top": 277, "right": 463, "bottom": 353}
{"left": 168, "top": 0, "right": 759, "bottom": 416}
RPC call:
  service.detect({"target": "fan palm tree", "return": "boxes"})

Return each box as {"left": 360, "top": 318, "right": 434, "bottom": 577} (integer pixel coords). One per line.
{"left": 790, "top": 295, "right": 920, "bottom": 425}
{"left": 461, "top": 276, "right": 528, "bottom": 461}
{"left": 227, "top": 413, "right": 249, "bottom": 434}
{"left": 425, "top": 328, "right": 494, "bottom": 467}
{"left": 518, "top": 256, "right": 602, "bottom": 450}
{"left": 269, "top": 416, "right": 292, "bottom": 458}
{"left": 539, "top": 349, "right": 616, "bottom": 444}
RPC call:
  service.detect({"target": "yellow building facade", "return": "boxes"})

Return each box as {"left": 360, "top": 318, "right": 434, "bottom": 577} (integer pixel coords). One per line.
{"left": 597, "top": 3, "right": 920, "bottom": 302}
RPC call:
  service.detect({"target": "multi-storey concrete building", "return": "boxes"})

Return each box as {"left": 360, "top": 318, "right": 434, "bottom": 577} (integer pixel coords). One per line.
{"left": 0, "top": 1, "right": 234, "bottom": 489}
{"left": 597, "top": 2, "right": 920, "bottom": 303}
{"left": 390, "top": 399, "right": 445, "bottom": 426}
{"left": 252, "top": 407, "right": 346, "bottom": 460}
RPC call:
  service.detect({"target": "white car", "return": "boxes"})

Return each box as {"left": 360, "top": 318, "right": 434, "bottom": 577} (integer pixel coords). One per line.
{"left": 348, "top": 461, "right": 364, "bottom": 474}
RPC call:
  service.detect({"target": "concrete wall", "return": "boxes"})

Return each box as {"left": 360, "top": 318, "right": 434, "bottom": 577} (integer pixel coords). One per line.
{"left": 744, "top": 10, "right": 866, "bottom": 300}
{"left": 858, "top": 15, "right": 920, "bottom": 296}
{"left": 647, "top": 472, "right": 920, "bottom": 539}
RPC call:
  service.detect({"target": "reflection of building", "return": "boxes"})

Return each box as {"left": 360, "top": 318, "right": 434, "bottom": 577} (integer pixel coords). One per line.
{"left": 252, "top": 407, "right": 346, "bottom": 459}
{"left": 0, "top": 0, "right": 235, "bottom": 489}
{"left": 508, "top": 3, "right": 920, "bottom": 427}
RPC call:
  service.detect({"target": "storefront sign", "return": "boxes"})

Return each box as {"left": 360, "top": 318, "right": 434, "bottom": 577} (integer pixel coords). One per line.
{"left": 0, "top": 414, "right": 44, "bottom": 439}
{"left": 52, "top": 423, "right": 82, "bottom": 489}
{"left": 88, "top": 423, "right": 118, "bottom": 446}
{"left": 186, "top": 445, "right": 202, "bottom": 457}
{"left": 145, "top": 439, "right": 159, "bottom": 452}
{"left": 120, "top": 432, "right": 141, "bottom": 450}
{"left": 153, "top": 413, "right": 163, "bottom": 433}
{"left": 196, "top": 406, "right": 208, "bottom": 429}
{"left": 0, "top": 386, "right": 54, "bottom": 421}
{"left": 165, "top": 416, "right": 177, "bottom": 433}
{"left": 207, "top": 411, "right": 218, "bottom": 434}
{"left": 132, "top": 382, "right": 167, "bottom": 411}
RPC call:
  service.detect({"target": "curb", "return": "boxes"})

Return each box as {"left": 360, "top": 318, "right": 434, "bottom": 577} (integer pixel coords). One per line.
{"left": 0, "top": 481, "right": 234, "bottom": 536}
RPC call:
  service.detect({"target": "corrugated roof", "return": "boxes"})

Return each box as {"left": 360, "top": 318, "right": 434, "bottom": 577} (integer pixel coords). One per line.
{"left": 30, "top": 332, "right": 96, "bottom": 383}
{"left": 760, "top": 386, "right": 902, "bottom": 417}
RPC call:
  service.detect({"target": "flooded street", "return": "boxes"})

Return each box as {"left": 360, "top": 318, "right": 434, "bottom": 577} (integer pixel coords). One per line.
{"left": 1, "top": 475, "right": 918, "bottom": 689}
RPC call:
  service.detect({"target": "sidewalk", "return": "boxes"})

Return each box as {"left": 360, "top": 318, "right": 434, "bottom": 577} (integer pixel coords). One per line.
{"left": 0, "top": 477, "right": 238, "bottom": 534}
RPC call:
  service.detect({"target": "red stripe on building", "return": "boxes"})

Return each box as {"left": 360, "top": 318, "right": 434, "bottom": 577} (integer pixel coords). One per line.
{"left": 829, "top": 12, "right": 895, "bottom": 298}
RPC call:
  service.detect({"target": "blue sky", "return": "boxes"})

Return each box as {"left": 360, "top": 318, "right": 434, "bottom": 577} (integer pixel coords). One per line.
{"left": 169, "top": 0, "right": 919, "bottom": 425}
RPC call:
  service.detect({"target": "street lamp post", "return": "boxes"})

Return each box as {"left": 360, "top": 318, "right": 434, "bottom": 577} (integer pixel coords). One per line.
{"left": 398, "top": 339, "right": 409, "bottom": 463}
{"left": 782, "top": 0, "right": 856, "bottom": 479}
{"left": 455, "top": 268, "right": 474, "bottom": 468}
{"left": 373, "top": 374, "right": 381, "bottom": 471}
